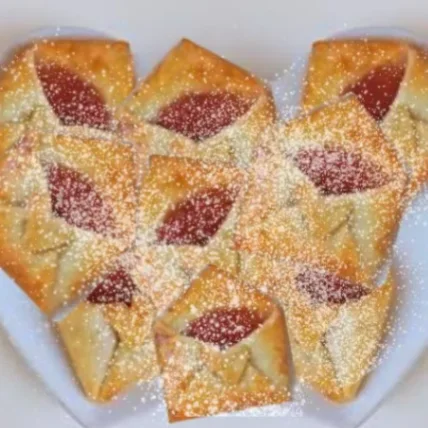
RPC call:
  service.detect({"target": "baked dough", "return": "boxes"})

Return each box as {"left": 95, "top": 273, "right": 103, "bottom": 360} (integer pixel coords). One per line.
{"left": 138, "top": 155, "right": 244, "bottom": 276}
{"left": 239, "top": 252, "right": 395, "bottom": 402}
{"left": 0, "top": 128, "right": 136, "bottom": 313}
{"left": 301, "top": 38, "right": 428, "bottom": 194}
{"left": 154, "top": 265, "right": 290, "bottom": 421}
{"left": 0, "top": 34, "right": 411, "bottom": 413}
{"left": 0, "top": 38, "right": 135, "bottom": 137}
{"left": 236, "top": 97, "right": 407, "bottom": 283}
{"left": 120, "top": 38, "right": 275, "bottom": 167}
{"left": 56, "top": 249, "right": 182, "bottom": 401}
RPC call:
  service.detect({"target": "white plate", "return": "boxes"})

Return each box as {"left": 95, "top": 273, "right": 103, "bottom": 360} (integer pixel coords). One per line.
{"left": 0, "top": 25, "right": 427, "bottom": 428}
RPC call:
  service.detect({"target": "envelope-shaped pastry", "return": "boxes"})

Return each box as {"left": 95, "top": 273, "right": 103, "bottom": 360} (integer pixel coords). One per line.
{"left": 240, "top": 252, "right": 395, "bottom": 402}
{"left": 121, "top": 38, "right": 275, "bottom": 167}
{"left": 154, "top": 265, "right": 290, "bottom": 421}
{"left": 236, "top": 97, "right": 406, "bottom": 282}
{"left": 0, "top": 130, "right": 136, "bottom": 313}
{"left": 138, "top": 155, "right": 243, "bottom": 276}
{"left": 0, "top": 38, "right": 135, "bottom": 136}
{"left": 57, "top": 250, "right": 176, "bottom": 402}
{"left": 301, "top": 38, "right": 428, "bottom": 193}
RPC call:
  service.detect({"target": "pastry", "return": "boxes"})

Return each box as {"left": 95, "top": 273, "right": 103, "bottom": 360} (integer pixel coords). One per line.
{"left": 239, "top": 252, "right": 395, "bottom": 402}
{"left": 301, "top": 38, "right": 428, "bottom": 193}
{"left": 121, "top": 38, "right": 275, "bottom": 167}
{"left": 0, "top": 38, "right": 135, "bottom": 136}
{"left": 57, "top": 251, "right": 155, "bottom": 401}
{"left": 138, "top": 155, "right": 244, "bottom": 276}
{"left": 154, "top": 265, "right": 290, "bottom": 421}
{"left": 236, "top": 97, "right": 407, "bottom": 283}
{"left": 57, "top": 243, "right": 188, "bottom": 401}
{"left": 0, "top": 130, "right": 136, "bottom": 313}
{"left": 0, "top": 33, "right": 412, "bottom": 413}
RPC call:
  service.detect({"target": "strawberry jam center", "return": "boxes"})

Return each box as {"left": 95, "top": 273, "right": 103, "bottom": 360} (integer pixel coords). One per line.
{"left": 153, "top": 92, "right": 253, "bottom": 141}
{"left": 296, "top": 269, "right": 370, "bottom": 305}
{"left": 156, "top": 187, "right": 237, "bottom": 246}
{"left": 183, "top": 307, "right": 263, "bottom": 349}
{"left": 47, "top": 163, "right": 115, "bottom": 235}
{"left": 343, "top": 63, "right": 405, "bottom": 121}
{"left": 36, "top": 61, "right": 111, "bottom": 130}
{"left": 87, "top": 268, "right": 137, "bottom": 307}
{"left": 293, "top": 147, "right": 389, "bottom": 195}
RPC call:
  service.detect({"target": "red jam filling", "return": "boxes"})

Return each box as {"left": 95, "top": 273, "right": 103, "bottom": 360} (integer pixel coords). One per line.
{"left": 156, "top": 187, "right": 237, "bottom": 246}
{"left": 293, "top": 148, "right": 389, "bottom": 195}
{"left": 153, "top": 92, "right": 253, "bottom": 141}
{"left": 296, "top": 269, "right": 370, "bottom": 305}
{"left": 343, "top": 63, "right": 405, "bottom": 121}
{"left": 183, "top": 307, "right": 263, "bottom": 349}
{"left": 36, "top": 61, "right": 111, "bottom": 130}
{"left": 47, "top": 163, "right": 115, "bottom": 235}
{"left": 87, "top": 268, "right": 137, "bottom": 307}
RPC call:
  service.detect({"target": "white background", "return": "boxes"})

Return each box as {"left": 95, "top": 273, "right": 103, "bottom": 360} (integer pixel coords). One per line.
{"left": 0, "top": 0, "right": 427, "bottom": 427}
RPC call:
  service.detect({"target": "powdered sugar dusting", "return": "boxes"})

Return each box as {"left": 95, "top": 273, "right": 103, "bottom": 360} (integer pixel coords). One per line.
{"left": 36, "top": 60, "right": 112, "bottom": 130}
{"left": 0, "top": 27, "right": 426, "bottom": 425}
{"left": 153, "top": 92, "right": 253, "bottom": 141}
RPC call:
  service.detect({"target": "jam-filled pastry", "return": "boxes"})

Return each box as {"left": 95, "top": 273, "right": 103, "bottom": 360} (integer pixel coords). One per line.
{"left": 56, "top": 248, "right": 186, "bottom": 402}
{"left": 239, "top": 253, "right": 394, "bottom": 402}
{"left": 0, "top": 130, "right": 136, "bottom": 313}
{"left": 121, "top": 38, "right": 275, "bottom": 167}
{"left": 154, "top": 265, "right": 290, "bottom": 422}
{"left": 138, "top": 155, "right": 243, "bottom": 276}
{"left": 236, "top": 97, "right": 407, "bottom": 283}
{"left": 0, "top": 38, "right": 135, "bottom": 136}
{"left": 301, "top": 38, "right": 428, "bottom": 194}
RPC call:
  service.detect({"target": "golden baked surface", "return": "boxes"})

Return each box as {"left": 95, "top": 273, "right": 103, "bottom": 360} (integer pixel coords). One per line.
{"left": 1, "top": 33, "right": 421, "bottom": 418}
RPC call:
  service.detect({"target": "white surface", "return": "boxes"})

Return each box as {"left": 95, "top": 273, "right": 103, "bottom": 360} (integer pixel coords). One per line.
{"left": 0, "top": 1, "right": 427, "bottom": 428}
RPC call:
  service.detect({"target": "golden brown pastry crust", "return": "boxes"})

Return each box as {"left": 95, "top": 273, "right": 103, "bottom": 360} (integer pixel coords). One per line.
{"left": 0, "top": 129, "right": 136, "bottom": 313}
{"left": 138, "top": 155, "right": 244, "bottom": 276}
{"left": 239, "top": 252, "right": 395, "bottom": 403}
{"left": 0, "top": 38, "right": 135, "bottom": 137}
{"left": 301, "top": 39, "right": 408, "bottom": 111}
{"left": 154, "top": 265, "right": 290, "bottom": 421}
{"left": 0, "top": 35, "right": 407, "bottom": 414}
{"left": 121, "top": 38, "right": 275, "bottom": 167}
{"left": 301, "top": 38, "right": 428, "bottom": 193}
{"left": 33, "top": 39, "right": 135, "bottom": 109}
{"left": 57, "top": 245, "right": 190, "bottom": 402}
{"left": 57, "top": 251, "right": 165, "bottom": 402}
{"left": 236, "top": 97, "right": 407, "bottom": 283}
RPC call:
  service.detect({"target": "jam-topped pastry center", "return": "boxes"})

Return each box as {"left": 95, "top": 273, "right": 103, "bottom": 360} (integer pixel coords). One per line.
{"left": 296, "top": 269, "right": 370, "bottom": 305}
{"left": 343, "top": 63, "right": 405, "bottom": 121}
{"left": 156, "top": 187, "right": 237, "bottom": 246}
{"left": 87, "top": 267, "right": 137, "bottom": 307}
{"left": 47, "top": 163, "right": 115, "bottom": 235}
{"left": 153, "top": 92, "right": 253, "bottom": 141}
{"left": 36, "top": 61, "right": 111, "bottom": 130}
{"left": 183, "top": 307, "right": 263, "bottom": 349}
{"left": 293, "top": 147, "right": 390, "bottom": 195}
